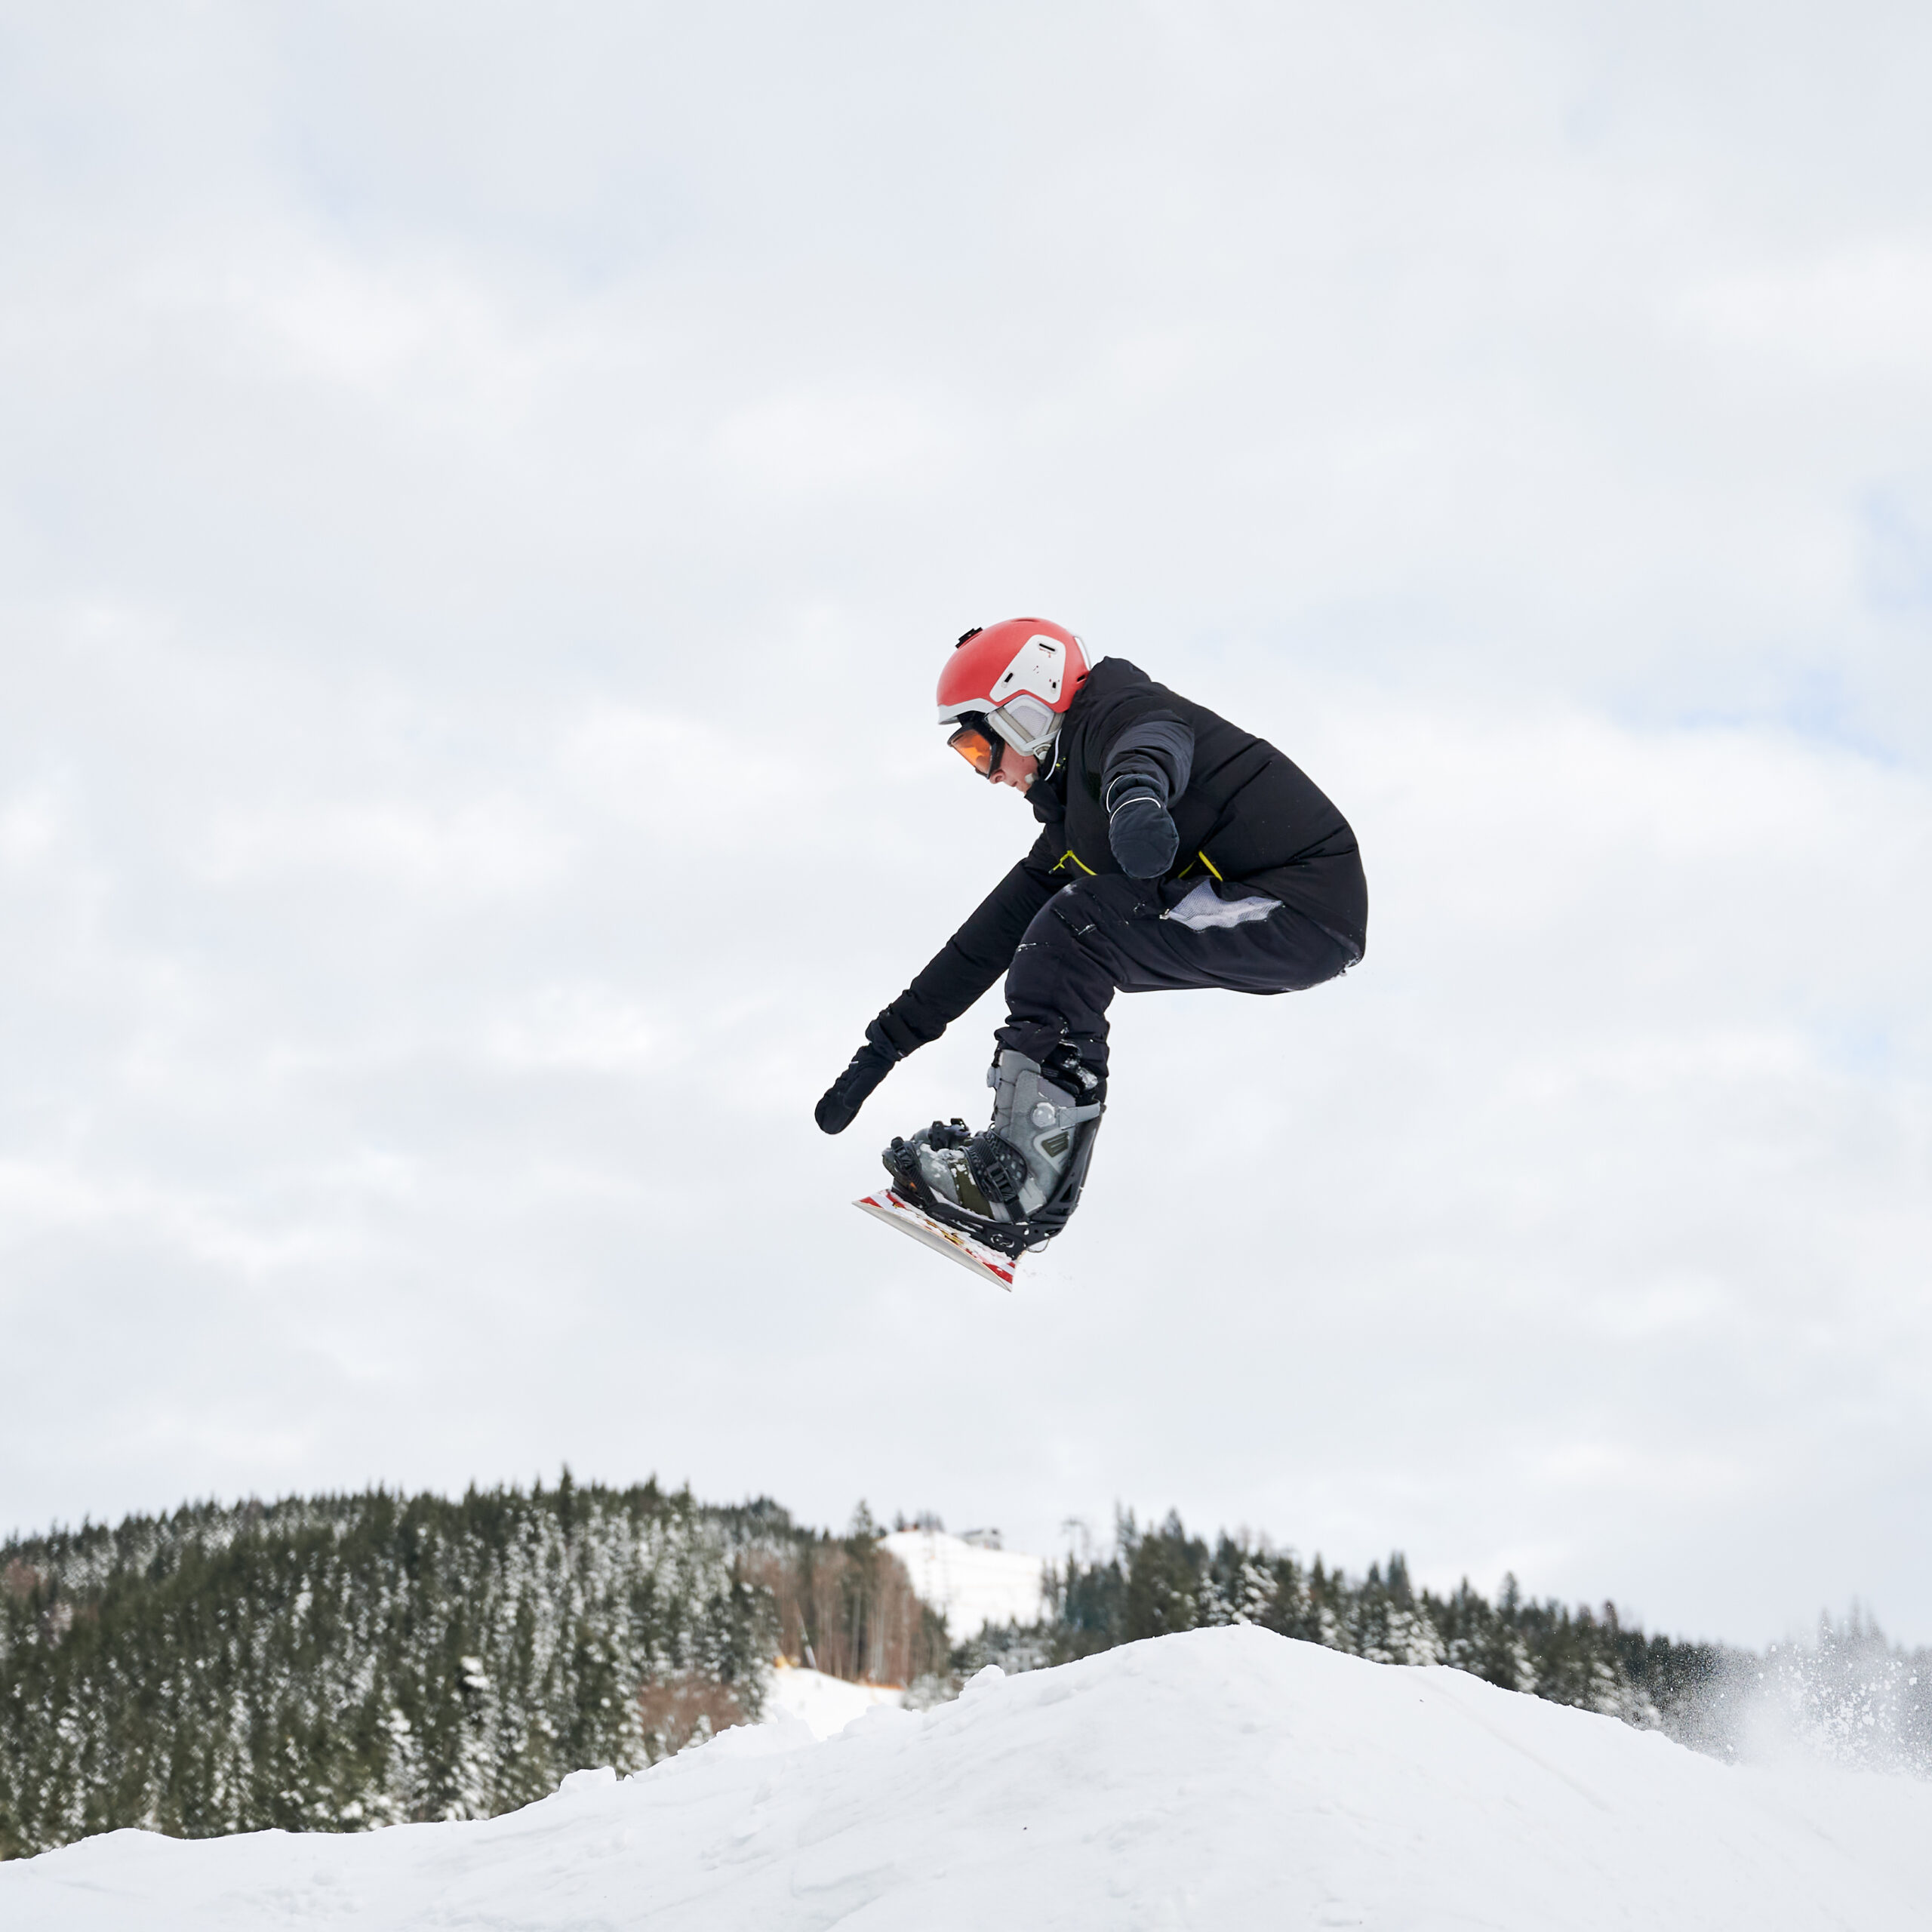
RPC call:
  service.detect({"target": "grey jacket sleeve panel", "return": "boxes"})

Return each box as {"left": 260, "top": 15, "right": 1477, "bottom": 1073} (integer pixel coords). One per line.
{"left": 1100, "top": 712, "right": 1195, "bottom": 811}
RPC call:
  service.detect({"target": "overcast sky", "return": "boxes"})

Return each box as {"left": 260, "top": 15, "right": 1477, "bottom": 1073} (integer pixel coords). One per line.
{"left": 2, "top": 1, "right": 1928, "bottom": 1647}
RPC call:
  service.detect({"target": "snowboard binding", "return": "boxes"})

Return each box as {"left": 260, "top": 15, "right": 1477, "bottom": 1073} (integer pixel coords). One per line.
{"left": 881, "top": 1120, "right": 1103, "bottom": 1260}
{"left": 880, "top": 1048, "right": 1106, "bottom": 1262}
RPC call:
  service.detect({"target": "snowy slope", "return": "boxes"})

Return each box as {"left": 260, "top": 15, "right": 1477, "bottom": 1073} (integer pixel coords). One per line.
{"left": 878, "top": 1527, "right": 1046, "bottom": 1637}
{"left": 6, "top": 1627, "right": 1927, "bottom": 1930}
{"left": 758, "top": 1660, "right": 904, "bottom": 1739}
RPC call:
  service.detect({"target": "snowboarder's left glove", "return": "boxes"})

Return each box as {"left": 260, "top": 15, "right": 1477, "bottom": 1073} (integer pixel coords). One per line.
{"left": 1108, "top": 786, "right": 1179, "bottom": 878}
{"left": 815, "top": 1020, "right": 902, "bottom": 1134}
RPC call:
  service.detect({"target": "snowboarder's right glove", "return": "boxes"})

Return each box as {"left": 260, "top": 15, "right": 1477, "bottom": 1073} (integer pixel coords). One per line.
{"left": 1107, "top": 785, "right": 1179, "bottom": 878}
{"left": 815, "top": 1020, "right": 903, "bottom": 1134}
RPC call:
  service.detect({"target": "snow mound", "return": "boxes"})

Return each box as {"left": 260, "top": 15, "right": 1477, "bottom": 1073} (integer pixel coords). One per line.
{"left": 7, "top": 1627, "right": 1927, "bottom": 1930}
{"left": 759, "top": 1660, "right": 904, "bottom": 1739}
{"left": 878, "top": 1525, "right": 1046, "bottom": 1637}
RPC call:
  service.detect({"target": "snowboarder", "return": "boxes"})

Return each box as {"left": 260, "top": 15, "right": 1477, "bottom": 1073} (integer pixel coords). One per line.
{"left": 820, "top": 619, "right": 1367, "bottom": 1263}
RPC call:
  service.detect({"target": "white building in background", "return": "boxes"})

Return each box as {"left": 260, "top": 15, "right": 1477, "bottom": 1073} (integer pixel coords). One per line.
{"left": 879, "top": 1527, "right": 1047, "bottom": 1641}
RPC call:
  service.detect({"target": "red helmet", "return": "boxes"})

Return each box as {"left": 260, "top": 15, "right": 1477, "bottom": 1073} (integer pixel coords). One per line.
{"left": 936, "top": 618, "right": 1091, "bottom": 758}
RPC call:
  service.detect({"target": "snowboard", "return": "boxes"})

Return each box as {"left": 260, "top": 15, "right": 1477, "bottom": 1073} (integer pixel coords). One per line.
{"left": 854, "top": 1188, "right": 1019, "bottom": 1291}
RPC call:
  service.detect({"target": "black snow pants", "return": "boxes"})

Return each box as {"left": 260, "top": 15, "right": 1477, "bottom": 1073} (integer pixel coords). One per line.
{"left": 995, "top": 875, "right": 1359, "bottom": 1075}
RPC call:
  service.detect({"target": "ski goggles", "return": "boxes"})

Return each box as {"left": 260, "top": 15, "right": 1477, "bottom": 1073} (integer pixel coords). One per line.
{"left": 943, "top": 696, "right": 1060, "bottom": 775}
{"left": 946, "top": 717, "right": 1006, "bottom": 777}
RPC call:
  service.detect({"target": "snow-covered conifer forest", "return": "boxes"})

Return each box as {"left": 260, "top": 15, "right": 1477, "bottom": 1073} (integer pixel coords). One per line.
{"left": 4, "top": 1481, "right": 1925, "bottom": 1860}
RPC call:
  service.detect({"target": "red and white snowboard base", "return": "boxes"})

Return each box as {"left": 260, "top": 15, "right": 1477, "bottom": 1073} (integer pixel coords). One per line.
{"left": 854, "top": 1188, "right": 1019, "bottom": 1291}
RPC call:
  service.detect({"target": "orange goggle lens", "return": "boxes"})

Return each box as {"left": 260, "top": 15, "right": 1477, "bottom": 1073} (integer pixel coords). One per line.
{"left": 946, "top": 722, "right": 1002, "bottom": 777}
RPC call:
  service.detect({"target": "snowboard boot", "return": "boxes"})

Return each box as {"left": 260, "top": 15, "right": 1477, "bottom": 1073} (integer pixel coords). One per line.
{"left": 882, "top": 1046, "right": 1106, "bottom": 1254}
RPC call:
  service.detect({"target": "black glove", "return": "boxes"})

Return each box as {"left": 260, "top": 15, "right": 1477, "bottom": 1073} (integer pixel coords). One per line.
{"left": 815, "top": 1020, "right": 903, "bottom": 1134}
{"left": 1108, "top": 786, "right": 1178, "bottom": 878}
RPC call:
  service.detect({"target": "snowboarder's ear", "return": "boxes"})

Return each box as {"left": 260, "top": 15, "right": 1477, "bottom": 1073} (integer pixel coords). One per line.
{"left": 955, "top": 627, "right": 983, "bottom": 648}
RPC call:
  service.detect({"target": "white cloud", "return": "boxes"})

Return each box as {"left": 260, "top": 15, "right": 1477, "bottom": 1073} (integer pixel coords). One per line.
{"left": 1, "top": 0, "right": 1928, "bottom": 1648}
{"left": 1683, "top": 242, "right": 1932, "bottom": 383}
{"left": 715, "top": 389, "right": 965, "bottom": 494}
{"left": 195, "top": 798, "right": 568, "bottom": 895}
{"left": 485, "top": 985, "right": 657, "bottom": 1074}
{"left": 0, "top": 790, "right": 63, "bottom": 869}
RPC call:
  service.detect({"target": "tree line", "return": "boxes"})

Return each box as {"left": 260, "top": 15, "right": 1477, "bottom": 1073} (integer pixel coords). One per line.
{"left": 5, "top": 1487, "right": 1924, "bottom": 1859}
{"left": 1, "top": 1477, "right": 941, "bottom": 1858}
{"left": 967, "top": 1511, "right": 1928, "bottom": 1773}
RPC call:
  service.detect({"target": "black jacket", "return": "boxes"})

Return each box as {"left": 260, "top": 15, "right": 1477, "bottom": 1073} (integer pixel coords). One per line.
{"left": 873, "top": 657, "right": 1367, "bottom": 1055}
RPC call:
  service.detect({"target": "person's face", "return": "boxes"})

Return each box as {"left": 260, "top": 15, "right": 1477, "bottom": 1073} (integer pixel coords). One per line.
{"left": 989, "top": 748, "right": 1039, "bottom": 793}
